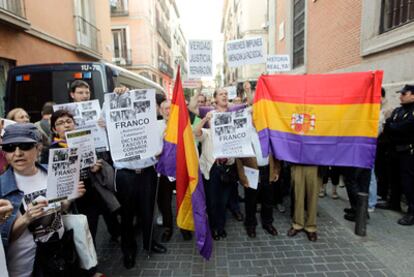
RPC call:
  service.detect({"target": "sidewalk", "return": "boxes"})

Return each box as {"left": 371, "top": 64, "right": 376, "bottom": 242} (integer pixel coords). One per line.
{"left": 319, "top": 184, "right": 414, "bottom": 277}
{"left": 95, "top": 186, "right": 410, "bottom": 276}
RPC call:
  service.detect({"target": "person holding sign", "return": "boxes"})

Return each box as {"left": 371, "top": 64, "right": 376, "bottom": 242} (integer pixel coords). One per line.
{"left": 49, "top": 110, "right": 112, "bottom": 242}
{"left": 0, "top": 123, "right": 86, "bottom": 276}
{"left": 194, "top": 88, "right": 245, "bottom": 240}
{"left": 101, "top": 89, "right": 167, "bottom": 270}
{"left": 67, "top": 80, "right": 121, "bottom": 242}
{"left": 236, "top": 126, "right": 281, "bottom": 238}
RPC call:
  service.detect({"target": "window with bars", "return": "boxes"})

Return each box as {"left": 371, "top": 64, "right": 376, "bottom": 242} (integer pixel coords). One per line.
{"left": 380, "top": 0, "right": 414, "bottom": 33}
{"left": 293, "top": 0, "right": 305, "bottom": 68}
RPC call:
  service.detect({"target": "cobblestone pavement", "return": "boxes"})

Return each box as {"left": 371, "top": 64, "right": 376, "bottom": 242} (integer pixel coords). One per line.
{"left": 95, "top": 187, "right": 404, "bottom": 277}
{"left": 319, "top": 184, "right": 414, "bottom": 277}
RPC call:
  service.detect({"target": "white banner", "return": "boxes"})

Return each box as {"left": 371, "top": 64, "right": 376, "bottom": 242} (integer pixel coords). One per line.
{"left": 211, "top": 109, "right": 255, "bottom": 159}
{"left": 65, "top": 129, "right": 97, "bottom": 170}
{"left": 105, "top": 89, "right": 158, "bottom": 161}
{"left": 183, "top": 79, "right": 202, "bottom": 89}
{"left": 46, "top": 147, "right": 81, "bottom": 200}
{"left": 224, "top": 86, "right": 237, "bottom": 100}
{"left": 188, "top": 40, "right": 213, "bottom": 78}
{"left": 53, "top": 100, "right": 109, "bottom": 152}
{"left": 226, "top": 37, "right": 265, "bottom": 68}
{"left": 266, "top": 55, "right": 291, "bottom": 73}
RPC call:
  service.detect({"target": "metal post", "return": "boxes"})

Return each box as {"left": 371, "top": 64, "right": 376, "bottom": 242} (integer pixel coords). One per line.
{"left": 355, "top": 192, "right": 368, "bottom": 236}
{"left": 147, "top": 173, "right": 161, "bottom": 259}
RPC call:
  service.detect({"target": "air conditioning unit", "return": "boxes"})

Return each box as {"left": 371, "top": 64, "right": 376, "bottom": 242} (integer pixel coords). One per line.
{"left": 113, "top": 57, "right": 126, "bottom": 65}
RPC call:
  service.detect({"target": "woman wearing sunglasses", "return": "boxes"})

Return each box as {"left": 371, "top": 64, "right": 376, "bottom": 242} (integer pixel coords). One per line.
{"left": 0, "top": 123, "right": 86, "bottom": 276}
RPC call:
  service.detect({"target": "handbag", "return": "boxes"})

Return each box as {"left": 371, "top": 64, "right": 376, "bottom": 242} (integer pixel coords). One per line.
{"left": 62, "top": 214, "right": 98, "bottom": 270}
{"left": 34, "top": 229, "right": 79, "bottom": 277}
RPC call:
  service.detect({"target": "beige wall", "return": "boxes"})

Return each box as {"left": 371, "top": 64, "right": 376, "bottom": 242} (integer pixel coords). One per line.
{"left": 96, "top": 2, "right": 113, "bottom": 61}
{"left": 1, "top": 0, "right": 111, "bottom": 65}
{"left": 25, "top": 0, "right": 77, "bottom": 45}
{"left": 0, "top": 27, "right": 90, "bottom": 65}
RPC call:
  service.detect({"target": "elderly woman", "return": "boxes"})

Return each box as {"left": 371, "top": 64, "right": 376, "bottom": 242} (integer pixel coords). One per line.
{"left": 0, "top": 123, "right": 85, "bottom": 276}
{"left": 6, "top": 108, "right": 30, "bottom": 123}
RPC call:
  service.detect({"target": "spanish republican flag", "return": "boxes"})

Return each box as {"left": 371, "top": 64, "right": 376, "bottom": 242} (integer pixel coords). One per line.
{"left": 157, "top": 66, "right": 212, "bottom": 259}
{"left": 253, "top": 71, "right": 383, "bottom": 169}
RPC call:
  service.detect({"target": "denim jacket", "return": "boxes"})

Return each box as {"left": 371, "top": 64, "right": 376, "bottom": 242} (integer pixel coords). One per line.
{"left": 0, "top": 164, "right": 47, "bottom": 250}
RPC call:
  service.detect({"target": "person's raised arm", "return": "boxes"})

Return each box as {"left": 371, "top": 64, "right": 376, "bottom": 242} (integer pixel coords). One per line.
{"left": 194, "top": 111, "right": 212, "bottom": 138}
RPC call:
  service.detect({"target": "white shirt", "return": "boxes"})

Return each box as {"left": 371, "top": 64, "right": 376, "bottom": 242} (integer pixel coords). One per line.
{"left": 8, "top": 170, "right": 64, "bottom": 277}
{"left": 251, "top": 127, "right": 269, "bottom": 167}
{"left": 198, "top": 128, "right": 235, "bottom": 180}
{"left": 7, "top": 212, "right": 36, "bottom": 277}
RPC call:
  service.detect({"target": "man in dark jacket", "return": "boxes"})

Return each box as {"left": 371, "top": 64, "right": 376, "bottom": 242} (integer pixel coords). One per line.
{"left": 383, "top": 84, "right": 414, "bottom": 225}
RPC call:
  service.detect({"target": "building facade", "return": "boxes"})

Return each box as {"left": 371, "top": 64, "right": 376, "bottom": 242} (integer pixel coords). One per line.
{"left": 221, "top": 0, "right": 269, "bottom": 86}
{"left": 110, "top": 0, "right": 185, "bottom": 96}
{"left": 170, "top": 1, "right": 188, "bottom": 82}
{"left": 0, "top": 0, "right": 112, "bottom": 116}
{"left": 268, "top": 0, "right": 414, "bottom": 107}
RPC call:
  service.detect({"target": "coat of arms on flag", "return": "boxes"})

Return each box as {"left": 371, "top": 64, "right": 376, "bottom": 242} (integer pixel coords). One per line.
{"left": 291, "top": 107, "right": 316, "bottom": 134}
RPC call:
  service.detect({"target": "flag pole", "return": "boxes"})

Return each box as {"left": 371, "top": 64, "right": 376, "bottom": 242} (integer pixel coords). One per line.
{"left": 147, "top": 172, "right": 161, "bottom": 259}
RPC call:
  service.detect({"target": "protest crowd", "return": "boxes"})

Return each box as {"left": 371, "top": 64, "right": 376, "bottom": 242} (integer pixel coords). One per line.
{"left": 0, "top": 74, "right": 413, "bottom": 277}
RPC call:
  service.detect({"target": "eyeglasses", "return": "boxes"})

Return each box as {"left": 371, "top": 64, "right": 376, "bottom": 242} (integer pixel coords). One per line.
{"left": 2, "top": 143, "right": 36, "bottom": 153}
{"left": 55, "top": 119, "right": 74, "bottom": 126}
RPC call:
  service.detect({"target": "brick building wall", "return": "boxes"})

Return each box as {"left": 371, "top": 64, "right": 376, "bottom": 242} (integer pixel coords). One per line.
{"left": 307, "top": 0, "right": 363, "bottom": 73}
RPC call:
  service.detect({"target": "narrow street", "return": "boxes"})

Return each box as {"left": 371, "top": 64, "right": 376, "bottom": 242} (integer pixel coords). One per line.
{"left": 96, "top": 185, "right": 412, "bottom": 277}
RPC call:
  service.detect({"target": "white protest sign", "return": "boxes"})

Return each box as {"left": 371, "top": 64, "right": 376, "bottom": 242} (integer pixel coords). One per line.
{"left": 53, "top": 100, "right": 109, "bottom": 152}
{"left": 224, "top": 86, "right": 237, "bottom": 100}
{"left": 46, "top": 147, "right": 81, "bottom": 200}
{"left": 1, "top": 119, "right": 16, "bottom": 136}
{"left": 226, "top": 37, "right": 265, "bottom": 68}
{"left": 183, "top": 79, "right": 202, "bottom": 89}
{"left": 105, "top": 89, "right": 158, "bottom": 161}
{"left": 266, "top": 55, "right": 291, "bottom": 73}
{"left": 65, "top": 129, "right": 97, "bottom": 170}
{"left": 188, "top": 40, "right": 213, "bottom": 78}
{"left": 211, "top": 109, "right": 255, "bottom": 159}
{"left": 243, "top": 166, "right": 259, "bottom": 190}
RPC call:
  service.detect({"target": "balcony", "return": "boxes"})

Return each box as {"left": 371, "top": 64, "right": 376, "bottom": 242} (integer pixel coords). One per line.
{"left": 74, "top": 15, "right": 101, "bottom": 57}
{"left": 156, "top": 19, "right": 172, "bottom": 48}
{"left": 0, "top": 0, "right": 30, "bottom": 30}
{"left": 113, "top": 48, "right": 132, "bottom": 66}
{"left": 159, "top": 58, "right": 174, "bottom": 78}
{"left": 110, "top": 3, "right": 128, "bottom": 16}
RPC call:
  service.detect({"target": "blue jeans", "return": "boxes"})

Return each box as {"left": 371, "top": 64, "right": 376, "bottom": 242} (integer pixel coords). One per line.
{"left": 368, "top": 168, "right": 377, "bottom": 209}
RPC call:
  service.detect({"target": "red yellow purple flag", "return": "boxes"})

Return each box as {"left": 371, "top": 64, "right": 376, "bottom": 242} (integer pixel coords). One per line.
{"left": 253, "top": 71, "right": 383, "bottom": 169}
{"left": 157, "top": 66, "right": 212, "bottom": 259}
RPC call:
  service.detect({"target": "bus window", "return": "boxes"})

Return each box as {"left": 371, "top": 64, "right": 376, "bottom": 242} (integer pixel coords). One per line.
{"left": 7, "top": 70, "right": 104, "bottom": 122}
{"left": 9, "top": 72, "right": 52, "bottom": 122}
